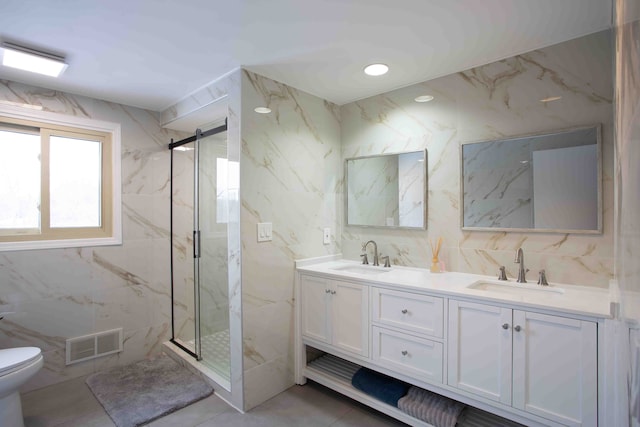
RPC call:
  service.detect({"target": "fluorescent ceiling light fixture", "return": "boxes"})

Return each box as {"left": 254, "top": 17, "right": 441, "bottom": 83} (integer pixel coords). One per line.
{"left": 364, "top": 63, "right": 389, "bottom": 76}
{"left": 1, "top": 43, "right": 68, "bottom": 77}
{"left": 254, "top": 107, "right": 271, "bottom": 114}
{"left": 414, "top": 95, "right": 434, "bottom": 103}
{"left": 540, "top": 96, "right": 562, "bottom": 103}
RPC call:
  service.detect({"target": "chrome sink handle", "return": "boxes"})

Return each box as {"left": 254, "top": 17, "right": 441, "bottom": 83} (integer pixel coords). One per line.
{"left": 360, "top": 253, "right": 369, "bottom": 265}
{"left": 380, "top": 254, "right": 391, "bottom": 268}
{"left": 498, "top": 266, "right": 507, "bottom": 281}
{"left": 538, "top": 269, "right": 549, "bottom": 286}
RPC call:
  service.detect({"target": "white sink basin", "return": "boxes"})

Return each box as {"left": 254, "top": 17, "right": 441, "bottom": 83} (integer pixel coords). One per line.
{"left": 467, "top": 280, "right": 564, "bottom": 297}
{"left": 330, "top": 265, "right": 392, "bottom": 275}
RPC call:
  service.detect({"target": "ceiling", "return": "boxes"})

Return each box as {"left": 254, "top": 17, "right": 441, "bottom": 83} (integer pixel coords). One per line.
{"left": 0, "top": 0, "right": 611, "bottom": 112}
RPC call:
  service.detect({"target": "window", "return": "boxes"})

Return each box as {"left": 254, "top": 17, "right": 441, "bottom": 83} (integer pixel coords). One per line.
{"left": 0, "top": 107, "right": 121, "bottom": 251}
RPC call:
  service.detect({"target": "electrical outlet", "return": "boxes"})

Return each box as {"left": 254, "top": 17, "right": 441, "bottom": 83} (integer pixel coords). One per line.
{"left": 323, "top": 227, "right": 331, "bottom": 245}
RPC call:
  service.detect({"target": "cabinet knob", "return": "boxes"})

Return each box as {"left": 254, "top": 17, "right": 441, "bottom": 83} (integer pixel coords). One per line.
{"left": 325, "top": 289, "right": 330, "bottom": 293}
{"left": 502, "top": 323, "right": 509, "bottom": 330}
{"left": 401, "top": 309, "right": 408, "bottom": 314}
{"left": 330, "top": 290, "right": 336, "bottom": 295}
{"left": 514, "top": 325, "right": 522, "bottom": 332}
{"left": 401, "top": 350, "right": 408, "bottom": 356}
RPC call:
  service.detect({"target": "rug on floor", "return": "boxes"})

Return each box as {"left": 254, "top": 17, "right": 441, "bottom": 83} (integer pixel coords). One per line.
{"left": 86, "top": 353, "right": 213, "bottom": 427}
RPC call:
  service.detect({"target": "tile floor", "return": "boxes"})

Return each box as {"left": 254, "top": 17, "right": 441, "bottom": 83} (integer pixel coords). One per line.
{"left": 22, "top": 376, "right": 407, "bottom": 427}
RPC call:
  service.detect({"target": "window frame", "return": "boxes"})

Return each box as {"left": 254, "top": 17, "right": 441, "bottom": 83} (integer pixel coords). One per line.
{"left": 0, "top": 104, "right": 121, "bottom": 251}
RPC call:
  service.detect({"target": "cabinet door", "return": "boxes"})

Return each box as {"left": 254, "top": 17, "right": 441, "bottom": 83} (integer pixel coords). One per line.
{"left": 300, "top": 275, "right": 331, "bottom": 344}
{"left": 332, "top": 280, "right": 369, "bottom": 357}
{"left": 448, "top": 300, "right": 512, "bottom": 405}
{"left": 512, "top": 311, "right": 597, "bottom": 427}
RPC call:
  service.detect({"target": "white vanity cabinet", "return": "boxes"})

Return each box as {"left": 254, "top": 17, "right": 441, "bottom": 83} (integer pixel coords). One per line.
{"left": 371, "top": 287, "right": 445, "bottom": 384}
{"left": 300, "top": 275, "right": 369, "bottom": 357}
{"left": 448, "top": 299, "right": 598, "bottom": 427}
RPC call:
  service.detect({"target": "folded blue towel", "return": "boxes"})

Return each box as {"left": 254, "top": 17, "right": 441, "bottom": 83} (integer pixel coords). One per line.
{"left": 351, "top": 368, "right": 409, "bottom": 407}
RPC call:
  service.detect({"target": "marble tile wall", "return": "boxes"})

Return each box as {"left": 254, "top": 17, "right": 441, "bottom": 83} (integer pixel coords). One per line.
{"left": 0, "top": 80, "right": 186, "bottom": 391}
{"left": 341, "top": 30, "right": 614, "bottom": 287}
{"left": 614, "top": 0, "right": 640, "bottom": 320}
{"left": 239, "top": 70, "right": 341, "bottom": 409}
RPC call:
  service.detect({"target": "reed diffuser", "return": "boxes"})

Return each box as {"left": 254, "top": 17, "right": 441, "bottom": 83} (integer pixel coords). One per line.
{"left": 429, "top": 237, "right": 442, "bottom": 273}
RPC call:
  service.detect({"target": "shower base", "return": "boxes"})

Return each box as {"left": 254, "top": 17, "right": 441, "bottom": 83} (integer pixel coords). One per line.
{"left": 188, "top": 329, "right": 231, "bottom": 379}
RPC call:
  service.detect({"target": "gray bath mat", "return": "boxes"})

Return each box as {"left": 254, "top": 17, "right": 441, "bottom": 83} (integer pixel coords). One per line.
{"left": 86, "top": 353, "right": 213, "bottom": 427}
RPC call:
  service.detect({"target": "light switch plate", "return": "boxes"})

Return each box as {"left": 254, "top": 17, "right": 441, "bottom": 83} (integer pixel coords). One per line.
{"left": 257, "top": 222, "right": 272, "bottom": 242}
{"left": 323, "top": 227, "right": 330, "bottom": 245}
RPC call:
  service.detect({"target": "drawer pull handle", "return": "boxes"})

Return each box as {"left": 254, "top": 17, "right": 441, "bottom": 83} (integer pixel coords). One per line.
{"left": 514, "top": 325, "right": 522, "bottom": 332}
{"left": 502, "top": 323, "right": 509, "bottom": 330}
{"left": 401, "top": 350, "right": 408, "bottom": 356}
{"left": 401, "top": 309, "right": 408, "bottom": 314}
{"left": 331, "top": 290, "right": 336, "bottom": 295}
{"left": 325, "top": 289, "right": 331, "bottom": 293}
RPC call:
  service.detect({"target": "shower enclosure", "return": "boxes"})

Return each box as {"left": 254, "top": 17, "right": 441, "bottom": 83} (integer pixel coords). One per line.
{"left": 169, "top": 121, "right": 233, "bottom": 384}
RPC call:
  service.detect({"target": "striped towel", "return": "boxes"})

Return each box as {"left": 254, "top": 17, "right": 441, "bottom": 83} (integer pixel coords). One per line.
{"left": 398, "top": 386, "right": 465, "bottom": 427}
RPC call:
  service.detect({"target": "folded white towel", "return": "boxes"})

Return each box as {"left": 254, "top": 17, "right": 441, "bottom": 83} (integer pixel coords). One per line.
{"left": 398, "top": 386, "right": 465, "bottom": 427}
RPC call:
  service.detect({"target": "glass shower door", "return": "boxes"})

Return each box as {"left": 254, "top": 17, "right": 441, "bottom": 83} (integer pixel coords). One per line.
{"left": 170, "top": 123, "right": 230, "bottom": 382}
{"left": 197, "top": 129, "right": 231, "bottom": 380}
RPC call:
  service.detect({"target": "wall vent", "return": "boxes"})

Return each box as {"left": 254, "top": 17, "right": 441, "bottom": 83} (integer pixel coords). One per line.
{"left": 65, "top": 328, "right": 123, "bottom": 365}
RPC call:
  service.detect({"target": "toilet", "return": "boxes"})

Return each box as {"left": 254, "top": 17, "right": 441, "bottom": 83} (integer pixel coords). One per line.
{"left": 0, "top": 347, "right": 43, "bottom": 427}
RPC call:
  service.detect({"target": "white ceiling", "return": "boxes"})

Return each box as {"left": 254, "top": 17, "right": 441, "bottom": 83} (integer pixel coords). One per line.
{"left": 0, "top": 0, "right": 611, "bottom": 112}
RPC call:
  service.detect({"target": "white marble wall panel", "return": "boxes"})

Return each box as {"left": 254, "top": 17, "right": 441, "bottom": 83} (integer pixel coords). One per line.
{"left": 614, "top": 0, "right": 640, "bottom": 321}
{"left": 240, "top": 70, "right": 341, "bottom": 410}
{"left": 0, "top": 80, "right": 184, "bottom": 391}
{"left": 341, "top": 30, "right": 613, "bottom": 287}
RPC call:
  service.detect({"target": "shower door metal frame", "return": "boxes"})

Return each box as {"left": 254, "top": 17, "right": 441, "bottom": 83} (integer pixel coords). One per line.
{"left": 169, "top": 120, "right": 228, "bottom": 361}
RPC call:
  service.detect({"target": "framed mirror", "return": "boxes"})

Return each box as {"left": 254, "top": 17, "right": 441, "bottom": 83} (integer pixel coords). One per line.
{"left": 346, "top": 150, "right": 427, "bottom": 229}
{"left": 461, "top": 125, "right": 602, "bottom": 234}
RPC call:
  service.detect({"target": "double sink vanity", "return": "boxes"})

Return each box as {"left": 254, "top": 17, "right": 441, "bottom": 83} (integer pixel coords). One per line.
{"left": 294, "top": 255, "right": 611, "bottom": 427}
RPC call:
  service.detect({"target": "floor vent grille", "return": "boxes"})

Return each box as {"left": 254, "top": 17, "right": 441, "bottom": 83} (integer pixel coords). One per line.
{"left": 66, "top": 328, "right": 123, "bottom": 365}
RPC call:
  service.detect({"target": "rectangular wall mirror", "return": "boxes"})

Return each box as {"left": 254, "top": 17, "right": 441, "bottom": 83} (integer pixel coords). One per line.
{"left": 461, "top": 125, "right": 602, "bottom": 234}
{"left": 346, "top": 150, "right": 427, "bottom": 229}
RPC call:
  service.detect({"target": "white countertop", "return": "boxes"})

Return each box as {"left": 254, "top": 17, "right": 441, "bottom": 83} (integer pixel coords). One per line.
{"left": 297, "top": 258, "right": 613, "bottom": 319}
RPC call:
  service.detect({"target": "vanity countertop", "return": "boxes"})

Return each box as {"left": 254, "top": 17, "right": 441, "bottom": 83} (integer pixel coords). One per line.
{"left": 297, "top": 258, "right": 613, "bottom": 319}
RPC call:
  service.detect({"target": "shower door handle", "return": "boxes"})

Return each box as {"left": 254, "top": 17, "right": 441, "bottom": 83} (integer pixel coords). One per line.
{"left": 193, "top": 230, "right": 201, "bottom": 258}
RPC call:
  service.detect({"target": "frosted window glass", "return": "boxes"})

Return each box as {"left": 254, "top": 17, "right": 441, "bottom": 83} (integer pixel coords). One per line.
{"left": 0, "top": 129, "right": 40, "bottom": 229}
{"left": 50, "top": 136, "right": 101, "bottom": 228}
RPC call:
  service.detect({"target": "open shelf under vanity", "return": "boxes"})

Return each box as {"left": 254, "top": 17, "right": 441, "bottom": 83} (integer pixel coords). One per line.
{"left": 303, "top": 349, "right": 524, "bottom": 427}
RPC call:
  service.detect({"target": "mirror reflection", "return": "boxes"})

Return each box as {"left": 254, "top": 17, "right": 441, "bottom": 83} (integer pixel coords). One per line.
{"left": 346, "top": 150, "right": 427, "bottom": 229}
{"left": 461, "top": 125, "right": 601, "bottom": 233}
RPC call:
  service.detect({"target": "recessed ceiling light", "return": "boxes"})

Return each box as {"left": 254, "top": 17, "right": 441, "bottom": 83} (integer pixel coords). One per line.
{"left": 364, "top": 63, "right": 389, "bottom": 76}
{"left": 254, "top": 107, "right": 271, "bottom": 114}
{"left": 1, "top": 43, "right": 68, "bottom": 77}
{"left": 540, "top": 96, "right": 562, "bottom": 103}
{"left": 414, "top": 95, "right": 434, "bottom": 103}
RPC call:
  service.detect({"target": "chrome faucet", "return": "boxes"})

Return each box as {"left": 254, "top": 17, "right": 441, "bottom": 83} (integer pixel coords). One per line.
{"left": 362, "top": 240, "right": 379, "bottom": 266}
{"left": 514, "top": 248, "right": 529, "bottom": 283}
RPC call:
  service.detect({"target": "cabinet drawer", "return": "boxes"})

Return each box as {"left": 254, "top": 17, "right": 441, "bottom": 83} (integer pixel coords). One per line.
{"left": 372, "top": 288, "right": 444, "bottom": 338}
{"left": 372, "top": 326, "right": 443, "bottom": 384}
